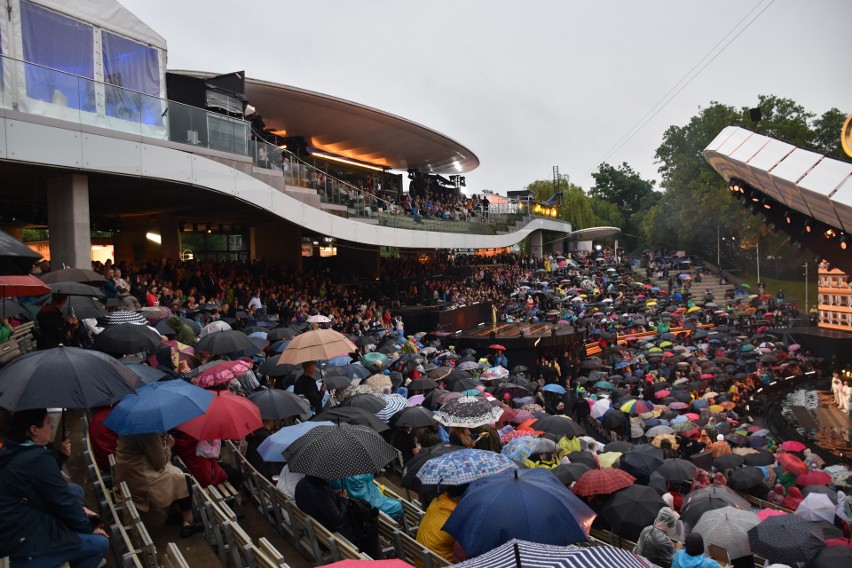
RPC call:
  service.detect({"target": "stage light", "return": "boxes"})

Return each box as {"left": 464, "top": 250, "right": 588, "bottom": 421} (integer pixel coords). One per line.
{"left": 842, "top": 235, "right": 849, "bottom": 250}
{"left": 784, "top": 210, "right": 793, "bottom": 224}
{"left": 804, "top": 219, "right": 814, "bottom": 233}
{"left": 824, "top": 228, "right": 836, "bottom": 239}
{"left": 762, "top": 198, "right": 772, "bottom": 210}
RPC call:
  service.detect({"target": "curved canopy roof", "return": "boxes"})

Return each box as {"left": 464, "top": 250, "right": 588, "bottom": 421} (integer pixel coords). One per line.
{"left": 568, "top": 226, "right": 622, "bottom": 241}
{"left": 172, "top": 70, "right": 479, "bottom": 174}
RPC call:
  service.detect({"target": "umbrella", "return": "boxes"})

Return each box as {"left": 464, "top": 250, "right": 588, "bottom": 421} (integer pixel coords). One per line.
{"left": 123, "top": 363, "right": 168, "bottom": 385}
{"left": 60, "top": 295, "right": 109, "bottom": 320}
{"left": 200, "top": 320, "right": 232, "bottom": 337}
{"left": 590, "top": 398, "right": 611, "bottom": 419}
{"left": 656, "top": 458, "right": 697, "bottom": 482}
{"left": 713, "top": 454, "right": 745, "bottom": 471}
{"left": 0, "top": 231, "right": 41, "bottom": 275}
{"left": 447, "top": 539, "right": 652, "bottom": 568}
{"left": 807, "top": 545, "right": 852, "bottom": 568}
{"left": 322, "top": 374, "right": 353, "bottom": 391}
{"left": 481, "top": 366, "right": 510, "bottom": 381}
{"left": 361, "top": 351, "right": 389, "bottom": 370}
{"left": 682, "top": 496, "right": 730, "bottom": 527}
{"left": 599, "top": 485, "right": 665, "bottom": 541}
{"left": 756, "top": 509, "right": 788, "bottom": 522}
{"left": 248, "top": 387, "right": 310, "bottom": 420}
{"left": 258, "top": 355, "right": 298, "bottom": 377}
{"left": 798, "top": 471, "right": 832, "bottom": 487}
{"left": 400, "top": 443, "right": 465, "bottom": 490}
{"left": 283, "top": 423, "right": 398, "bottom": 480}
{"left": 40, "top": 267, "right": 105, "bottom": 285}
{"left": 620, "top": 399, "right": 654, "bottom": 414}
{"left": 780, "top": 440, "right": 807, "bottom": 452}
{"left": 571, "top": 468, "right": 635, "bottom": 497}
{"left": 646, "top": 425, "right": 675, "bottom": 438}
{"left": 747, "top": 514, "right": 825, "bottom": 564}
{"left": 600, "top": 409, "right": 629, "bottom": 431}
{"left": 727, "top": 467, "right": 766, "bottom": 490}
{"left": 339, "top": 393, "right": 387, "bottom": 414}
{"left": 777, "top": 453, "right": 808, "bottom": 476}
{"left": 416, "top": 448, "right": 515, "bottom": 486}
{"left": 442, "top": 469, "right": 595, "bottom": 558}
{"left": 531, "top": 415, "right": 585, "bottom": 438}
{"left": 552, "top": 463, "right": 592, "bottom": 486}
{"left": 620, "top": 444, "right": 664, "bottom": 478}
{"left": 795, "top": 493, "right": 836, "bottom": 523}
{"left": 434, "top": 396, "right": 504, "bottom": 428}
{"left": 565, "top": 451, "right": 597, "bottom": 468}
{"left": 683, "top": 486, "right": 750, "bottom": 511}
{"left": 314, "top": 407, "right": 389, "bottom": 433}
{"left": 604, "top": 440, "right": 633, "bottom": 453}
{"left": 501, "top": 437, "right": 556, "bottom": 464}
{"left": 0, "top": 346, "right": 139, "bottom": 410}
{"left": 693, "top": 506, "right": 760, "bottom": 561}
{"left": 103, "top": 380, "right": 213, "bottom": 435}
{"left": 175, "top": 390, "right": 262, "bottom": 440}
{"left": 408, "top": 378, "right": 438, "bottom": 391}
{"left": 0, "top": 299, "right": 31, "bottom": 319}
{"left": 743, "top": 450, "right": 775, "bottom": 467}
{"left": 255, "top": 421, "right": 334, "bottom": 463}
{"left": 374, "top": 393, "right": 410, "bottom": 422}
{"left": 195, "top": 330, "right": 260, "bottom": 357}
{"left": 46, "top": 281, "right": 104, "bottom": 297}
{"left": 94, "top": 323, "right": 162, "bottom": 354}
{"left": 389, "top": 406, "right": 435, "bottom": 428}
{"left": 190, "top": 360, "right": 252, "bottom": 388}
{"left": 542, "top": 384, "right": 566, "bottom": 395}
{"left": 277, "top": 329, "right": 357, "bottom": 365}
{"left": 488, "top": 344, "right": 507, "bottom": 351}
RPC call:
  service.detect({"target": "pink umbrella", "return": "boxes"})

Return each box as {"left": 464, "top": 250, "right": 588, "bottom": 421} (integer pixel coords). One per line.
{"left": 756, "top": 509, "right": 788, "bottom": 522}
{"left": 191, "top": 360, "right": 252, "bottom": 388}
{"left": 654, "top": 389, "right": 671, "bottom": 399}
{"left": 407, "top": 394, "right": 425, "bottom": 406}
{"left": 788, "top": 344, "right": 801, "bottom": 351}
{"left": 797, "top": 471, "right": 831, "bottom": 487}
{"left": 685, "top": 413, "right": 700, "bottom": 420}
{"left": 780, "top": 440, "right": 807, "bottom": 453}
{"left": 669, "top": 402, "right": 689, "bottom": 410}
{"left": 700, "top": 373, "right": 714, "bottom": 379}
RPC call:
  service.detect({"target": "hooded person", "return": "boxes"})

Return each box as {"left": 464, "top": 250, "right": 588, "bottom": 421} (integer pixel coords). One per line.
{"left": 672, "top": 532, "right": 722, "bottom": 568}
{"left": 154, "top": 345, "right": 190, "bottom": 379}
{"left": 165, "top": 316, "right": 197, "bottom": 346}
{"left": 766, "top": 483, "right": 786, "bottom": 506}
{"left": 782, "top": 486, "right": 804, "bottom": 511}
{"left": 635, "top": 507, "right": 682, "bottom": 568}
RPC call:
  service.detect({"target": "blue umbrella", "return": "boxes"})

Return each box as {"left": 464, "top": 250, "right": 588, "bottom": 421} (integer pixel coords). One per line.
{"left": 416, "top": 448, "right": 515, "bottom": 486}
{"left": 327, "top": 355, "right": 352, "bottom": 366}
{"left": 123, "top": 363, "right": 168, "bottom": 385}
{"left": 542, "top": 383, "right": 567, "bottom": 395}
{"left": 594, "top": 381, "right": 616, "bottom": 390}
{"left": 614, "top": 361, "right": 630, "bottom": 370}
{"left": 103, "top": 380, "right": 214, "bottom": 435}
{"left": 256, "top": 421, "right": 334, "bottom": 462}
{"left": 443, "top": 468, "right": 595, "bottom": 558}
{"left": 248, "top": 331, "right": 268, "bottom": 340}
{"left": 270, "top": 339, "right": 291, "bottom": 353}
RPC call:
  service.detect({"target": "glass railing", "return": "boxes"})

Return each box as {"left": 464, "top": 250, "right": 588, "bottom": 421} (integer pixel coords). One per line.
{"left": 0, "top": 54, "right": 251, "bottom": 156}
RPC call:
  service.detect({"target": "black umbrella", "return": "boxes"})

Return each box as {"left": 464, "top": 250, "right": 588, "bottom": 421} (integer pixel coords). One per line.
{"left": 248, "top": 387, "right": 310, "bottom": 420}
{"left": 94, "top": 323, "right": 161, "bottom": 354}
{"left": 0, "top": 300, "right": 32, "bottom": 319}
{"left": 389, "top": 406, "right": 436, "bottom": 428}
{"left": 57, "top": 296, "right": 108, "bottom": 320}
{"left": 400, "top": 443, "right": 465, "bottom": 490}
{"left": 620, "top": 444, "right": 664, "bottom": 478}
{"left": 531, "top": 415, "right": 586, "bottom": 438}
{"left": 450, "top": 377, "right": 481, "bottom": 392}
{"left": 494, "top": 383, "right": 532, "bottom": 399}
{"left": 338, "top": 393, "right": 386, "bottom": 413}
{"left": 283, "top": 423, "right": 398, "bottom": 479}
{"left": 604, "top": 440, "right": 634, "bottom": 453}
{"left": 123, "top": 363, "right": 168, "bottom": 385}
{"left": 808, "top": 545, "right": 852, "bottom": 568}
{"left": 47, "top": 281, "right": 104, "bottom": 297}
{"left": 408, "top": 378, "right": 438, "bottom": 391}
{"left": 266, "top": 326, "right": 303, "bottom": 341}
{"left": 0, "top": 230, "right": 41, "bottom": 275}
{"left": 258, "top": 355, "right": 299, "bottom": 377}
{"left": 656, "top": 458, "right": 697, "bottom": 482}
{"left": 713, "top": 453, "right": 745, "bottom": 471}
{"left": 600, "top": 485, "right": 665, "bottom": 541}
{"left": 743, "top": 449, "right": 775, "bottom": 466}
{"left": 601, "top": 409, "right": 629, "bottom": 430}
{"left": 313, "top": 407, "right": 389, "bottom": 433}
{"left": 196, "top": 330, "right": 260, "bottom": 356}
{"left": 40, "top": 268, "right": 105, "bottom": 285}
{"left": 552, "top": 462, "right": 591, "bottom": 486}
{"left": 0, "top": 346, "right": 139, "bottom": 410}
{"left": 747, "top": 514, "right": 825, "bottom": 564}
{"left": 566, "top": 451, "right": 597, "bottom": 468}
{"left": 727, "top": 466, "right": 765, "bottom": 491}
{"left": 322, "top": 374, "right": 352, "bottom": 390}
{"left": 681, "top": 496, "right": 729, "bottom": 527}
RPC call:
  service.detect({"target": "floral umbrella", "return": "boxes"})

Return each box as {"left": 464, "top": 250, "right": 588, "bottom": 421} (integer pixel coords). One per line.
{"left": 190, "top": 360, "right": 252, "bottom": 388}
{"left": 416, "top": 448, "right": 515, "bottom": 486}
{"left": 434, "top": 396, "right": 504, "bottom": 428}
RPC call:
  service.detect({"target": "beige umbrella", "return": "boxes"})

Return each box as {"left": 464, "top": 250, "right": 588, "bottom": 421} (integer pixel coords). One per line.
{"left": 277, "top": 329, "right": 357, "bottom": 365}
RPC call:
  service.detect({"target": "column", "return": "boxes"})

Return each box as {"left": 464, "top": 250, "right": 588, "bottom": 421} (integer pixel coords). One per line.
{"left": 46, "top": 174, "right": 90, "bottom": 269}
{"left": 553, "top": 233, "right": 566, "bottom": 256}
{"left": 159, "top": 215, "right": 180, "bottom": 261}
{"left": 252, "top": 222, "right": 302, "bottom": 270}
{"left": 530, "top": 230, "right": 543, "bottom": 259}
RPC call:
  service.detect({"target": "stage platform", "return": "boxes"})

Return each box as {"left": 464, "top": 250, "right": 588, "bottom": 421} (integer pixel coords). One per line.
{"left": 811, "top": 390, "right": 852, "bottom": 460}
{"left": 452, "top": 322, "right": 582, "bottom": 371}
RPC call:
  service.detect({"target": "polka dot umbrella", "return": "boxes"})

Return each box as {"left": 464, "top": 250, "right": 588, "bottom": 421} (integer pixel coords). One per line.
{"left": 283, "top": 423, "right": 398, "bottom": 480}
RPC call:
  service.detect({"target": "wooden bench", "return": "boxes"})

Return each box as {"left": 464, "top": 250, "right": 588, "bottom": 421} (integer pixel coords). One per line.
{"left": 162, "top": 543, "right": 191, "bottom": 568}
{"left": 256, "top": 538, "right": 292, "bottom": 568}
{"left": 590, "top": 528, "right": 637, "bottom": 551}
{"left": 373, "top": 479, "right": 425, "bottom": 537}
{"left": 113, "top": 482, "right": 157, "bottom": 568}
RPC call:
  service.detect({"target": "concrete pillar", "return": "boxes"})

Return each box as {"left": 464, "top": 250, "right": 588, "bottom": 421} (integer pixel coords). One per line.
{"left": 159, "top": 215, "right": 180, "bottom": 262}
{"left": 252, "top": 222, "right": 302, "bottom": 270}
{"left": 47, "top": 174, "right": 90, "bottom": 269}
{"left": 530, "top": 230, "right": 543, "bottom": 259}
{"left": 553, "top": 233, "right": 566, "bottom": 256}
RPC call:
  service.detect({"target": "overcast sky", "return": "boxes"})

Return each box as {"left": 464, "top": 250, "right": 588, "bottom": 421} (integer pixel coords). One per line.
{"left": 122, "top": 0, "right": 850, "bottom": 195}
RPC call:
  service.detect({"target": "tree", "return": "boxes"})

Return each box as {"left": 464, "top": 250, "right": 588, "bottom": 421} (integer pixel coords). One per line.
{"left": 811, "top": 107, "right": 848, "bottom": 160}
{"left": 590, "top": 162, "right": 657, "bottom": 250}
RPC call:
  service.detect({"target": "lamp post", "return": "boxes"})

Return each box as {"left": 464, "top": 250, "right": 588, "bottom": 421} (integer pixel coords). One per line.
{"left": 803, "top": 262, "right": 809, "bottom": 315}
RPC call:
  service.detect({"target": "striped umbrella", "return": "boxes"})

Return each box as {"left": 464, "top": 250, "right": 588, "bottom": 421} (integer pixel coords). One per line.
{"left": 448, "top": 540, "right": 652, "bottom": 568}
{"left": 375, "top": 393, "right": 410, "bottom": 422}
{"left": 620, "top": 399, "right": 654, "bottom": 414}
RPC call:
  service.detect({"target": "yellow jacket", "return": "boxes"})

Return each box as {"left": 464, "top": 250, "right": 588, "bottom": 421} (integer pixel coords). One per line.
{"left": 415, "top": 493, "right": 458, "bottom": 562}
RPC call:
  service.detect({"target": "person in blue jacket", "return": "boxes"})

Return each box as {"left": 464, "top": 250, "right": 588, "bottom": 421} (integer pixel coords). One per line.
{"left": 329, "top": 473, "right": 403, "bottom": 521}
{"left": 0, "top": 408, "right": 109, "bottom": 567}
{"left": 672, "top": 533, "right": 722, "bottom": 568}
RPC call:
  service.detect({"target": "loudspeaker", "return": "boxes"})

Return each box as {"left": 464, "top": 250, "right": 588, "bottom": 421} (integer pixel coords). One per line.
{"left": 749, "top": 107, "right": 762, "bottom": 122}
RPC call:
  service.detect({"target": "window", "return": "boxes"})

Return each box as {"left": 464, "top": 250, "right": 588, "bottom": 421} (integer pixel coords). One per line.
{"left": 20, "top": 1, "right": 94, "bottom": 111}
{"left": 102, "top": 31, "right": 161, "bottom": 125}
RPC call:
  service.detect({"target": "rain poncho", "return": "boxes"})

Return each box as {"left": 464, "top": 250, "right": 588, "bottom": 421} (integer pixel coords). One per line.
{"left": 166, "top": 316, "right": 197, "bottom": 346}
{"left": 329, "top": 473, "right": 402, "bottom": 520}
{"left": 635, "top": 507, "right": 680, "bottom": 568}
{"left": 558, "top": 435, "right": 581, "bottom": 454}
{"left": 415, "top": 493, "right": 458, "bottom": 561}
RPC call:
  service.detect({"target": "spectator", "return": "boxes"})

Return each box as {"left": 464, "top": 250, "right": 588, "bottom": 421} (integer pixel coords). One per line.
{"left": 294, "top": 361, "right": 324, "bottom": 415}
{"left": 0, "top": 408, "right": 109, "bottom": 567}
{"left": 672, "top": 533, "right": 722, "bottom": 568}
{"left": 635, "top": 507, "right": 682, "bottom": 568}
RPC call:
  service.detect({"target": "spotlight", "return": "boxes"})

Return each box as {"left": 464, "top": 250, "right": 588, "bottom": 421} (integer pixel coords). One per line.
{"left": 842, "top": 235, "right": 849, "bottom": 250}
{"left": 761, "top": 198, "right": 772, "bottom": 210}
{"left": 784, "top": 210, "right": 793, "bottom": 224}
{"left": 824, "top": 228, "right": 836, "bottom": 239}
{"left": 804, "top": 219, "right": 814, "bottom": 233}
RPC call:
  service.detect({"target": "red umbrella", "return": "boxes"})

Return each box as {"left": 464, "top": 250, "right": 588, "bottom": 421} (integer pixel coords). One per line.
{"left": 797, "top": 471, "right": 832, "bottom": 487}
{"left": 654, "top": 389, "right": 671, "bottom": 399}
{"left": 191, "top": 360, "right": 252, "bottom": 388}
{"left": 0, "top": 274, "right": 51, "bottom": 297}
{"left": 488, "top": 344, "right": 507, "bottom": 351}
{"left": 176, "top": 391, "right": 262, "bottom": 440}
{"left": 776, "top": 453, "right": 808, "bottom": 476}
{"left": 572, "top": 468, "right": 636, "bottom": 497}
{"left": 756, "top": 509, "right": 788, "bottom": 522}
{"left": 500, "top": 429, "right": 542, "bottom": 444}
{"left": 780, "top": 440, "right": 807, "bottom": 453}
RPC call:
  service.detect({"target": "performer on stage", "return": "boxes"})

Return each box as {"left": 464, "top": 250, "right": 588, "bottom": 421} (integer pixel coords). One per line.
{"left": 833, "top": 373, "right": 843, "bottom": 407}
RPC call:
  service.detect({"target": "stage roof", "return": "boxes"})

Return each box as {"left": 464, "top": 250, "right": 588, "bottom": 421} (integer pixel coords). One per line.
{"left": 704, "top": 126, "right": 852, "bottom": 233}
{"left": 569, "top": 226, "right": 622, "bottom": 241}
{"left": 171, "top": 70, "right": 479, "bottom": 174}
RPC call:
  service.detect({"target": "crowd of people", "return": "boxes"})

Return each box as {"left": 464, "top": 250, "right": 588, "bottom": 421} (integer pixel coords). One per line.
{"left": 0, "top": 249, "right": 849, "bottom": 568}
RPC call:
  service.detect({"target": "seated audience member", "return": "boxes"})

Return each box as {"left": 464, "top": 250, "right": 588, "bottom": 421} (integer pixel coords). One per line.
{"left": 0, "top": 408, "right": 109, "bottom": 567}
{"left": 672, "top": 533, "right": 722, "bottom": 568}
